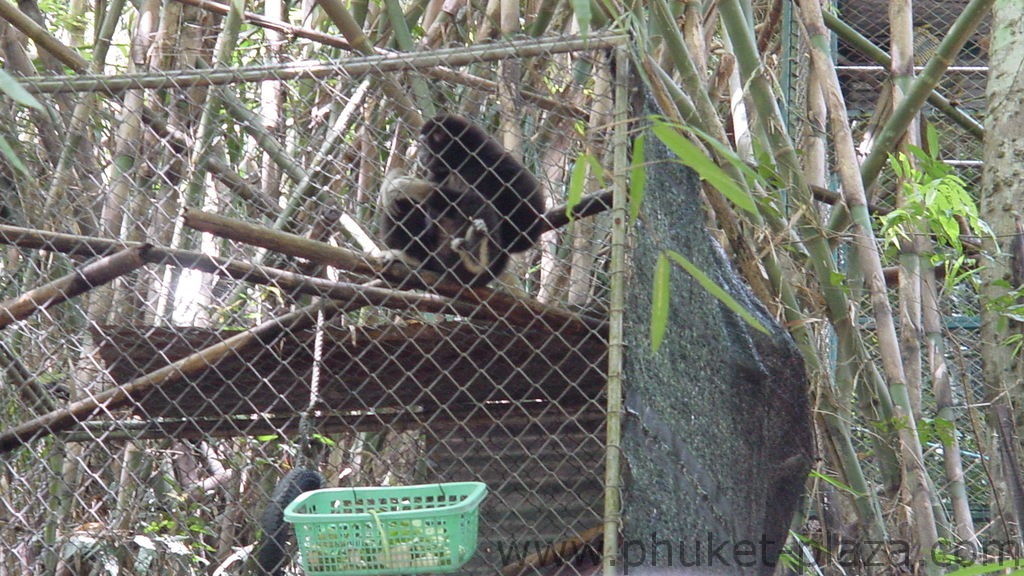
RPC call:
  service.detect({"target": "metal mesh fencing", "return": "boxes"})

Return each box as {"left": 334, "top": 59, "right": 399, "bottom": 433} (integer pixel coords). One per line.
{"left": 836, "top": 0, "right": 989, "bottom": 151}
{"left": 0, "top": 20, "right": 625, "bottom": 575}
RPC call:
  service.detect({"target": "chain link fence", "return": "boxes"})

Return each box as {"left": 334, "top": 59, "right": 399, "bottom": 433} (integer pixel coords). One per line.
{"left": 0, "top": 15, "right": 628, "bottom": 574}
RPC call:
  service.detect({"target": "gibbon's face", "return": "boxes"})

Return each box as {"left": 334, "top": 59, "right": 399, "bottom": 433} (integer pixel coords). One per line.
{"left": 416, "top": 125, "right": 445, "bottom": 175}
{"left": 418, "top": 115, "right": 477, "bottom": 176}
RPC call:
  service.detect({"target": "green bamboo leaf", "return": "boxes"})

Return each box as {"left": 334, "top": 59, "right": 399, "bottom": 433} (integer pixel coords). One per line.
{"left": 629, "top": 136, "right": 646, "bottom": 227}
{"left": 570, "top": 0, "right": 591, "bottom": 37}
{"left": 664, "top": 250, "right": 769, "bottom": 335}
{"left": 650, "top": 252, "right": 671, "bottom": 353}
{"left": 944, "top": 560, "right": 1024, "bottom": 576}
{"left": 565, "top": 157, "right": 588, "bottom": 223}
{"left": 0, "top": 69, "right": 42, "bottom": 110}
{"left": 808, "top": 470, "right": 865, "bottom": 497}
{"left": 672, "top": 119, "right": 763, "bottom": 186}
{"left": 565, "top": 154, "right": 604, "bottom": 223}
{"left": 651, "top": 121, "right": 757, "bottom": 214}
{"left": 0, "top": 136, "right": 29, "bottom": 176}
{"left": 925, "top": 122, "right": 940, "bottom": 158}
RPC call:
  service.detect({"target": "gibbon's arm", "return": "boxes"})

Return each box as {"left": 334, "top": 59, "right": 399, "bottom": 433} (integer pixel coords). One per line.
{"left": 377, "top": 169, "right": 507, "bottom": 286}
{"left": 377, "top": 171, "right": 437, "bottom": 268}
{"left": 255, "top": 468, "right": 325, "bottom": 576}
{"left": 381, "top": 170, "right": 435, "bottom": 204}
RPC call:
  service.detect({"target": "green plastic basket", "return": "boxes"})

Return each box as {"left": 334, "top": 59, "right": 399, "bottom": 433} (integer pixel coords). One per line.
{"left": 283, "top": 482, "right": 487, "bottom": 576}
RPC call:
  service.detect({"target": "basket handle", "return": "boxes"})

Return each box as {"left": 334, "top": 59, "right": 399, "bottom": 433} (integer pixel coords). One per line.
{"left": 368, "top": 509, "right": 391, "bottom": 558}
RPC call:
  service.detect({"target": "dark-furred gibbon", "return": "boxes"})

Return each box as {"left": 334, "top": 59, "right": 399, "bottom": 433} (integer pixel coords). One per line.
{"left": 378, "top": 115, "right": 546, "bottom": 287}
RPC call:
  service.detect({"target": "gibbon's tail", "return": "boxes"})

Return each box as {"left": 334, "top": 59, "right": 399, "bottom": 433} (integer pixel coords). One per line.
{"left": 255, "top": 468, "right": 325, "bottom": 576}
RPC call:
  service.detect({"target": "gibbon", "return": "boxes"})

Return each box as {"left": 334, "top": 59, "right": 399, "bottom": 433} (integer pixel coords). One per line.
{"left": 378, "top": 115, "right": 546, "bottom": 287}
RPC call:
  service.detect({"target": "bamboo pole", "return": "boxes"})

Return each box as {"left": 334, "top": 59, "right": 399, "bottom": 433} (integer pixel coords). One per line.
{"left": 824, "top": 0, "right": 995, "bottom": 238}
{"left": 602, "top": 46, "right": 628, "bottom": 576}
{"left": 0, "top": 301, "right": 338, "bottom": 453}
{"left": 821, "top": 10, "right": 984, "bottom": 140}
{"left": 0, "top": 247, "right": 147, "bottom": 329}
{"left": 182, "top": 209, "right": 608, "bottom": 333}
{"left": 0, "top": 0, "right": 89, "bottom": 71}
{"left": 0, "top": 225, "right": 594, "bottom": 331}
{"left": 16, "top": 33, "right": 629, "bottom": 95}
{"left": 798, "top": 1, "right": 941, "bottom": 571}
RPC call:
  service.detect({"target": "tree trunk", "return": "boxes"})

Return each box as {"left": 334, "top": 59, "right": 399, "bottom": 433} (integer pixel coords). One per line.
{"left": 979, "top": 0, "right": 1024, "bottom": 546}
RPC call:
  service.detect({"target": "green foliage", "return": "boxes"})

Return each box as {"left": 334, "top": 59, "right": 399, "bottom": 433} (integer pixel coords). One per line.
{"left": 0, "top": 137, "right": 29, "bottom": 177}
{"left": 1005, "top": 333, "right": 1024, "bottom": 358}
{"left": 778, "top": 531, "right": 826, "bottom": 575}
{"left": 983, "top": 279, "right": 1024, "bottom": 356}
{"left": 650, "top": 249, "right": 768, "bottom": 353}
{"left": 942, "top": 558, "right": 1024, "bottom": 575}
{"left": 312, "top": 433, "right": 337, "bottom": 447}
{"left": 879, "top": 125, "right": 992, "bottom": 292}
{"left": 0, "top": 70, "right": 42, "bottom": 177}
{"left": 917, "top": 416, "right": 956, "bottom": 445}
{"left": 0, "top": 70, "right": 42, "bottom": 111}
{"left": 881, "top": 147, "right": 983, "bottom": 253}
{"left": 650, "top": 118, "right": 758, "bottom": 215}
{"left": 37, "top": 0, "right": 88, "bottom": 35}
{"left": 569, "top": 0, "right": 591, "bottom": 38}
{"left": 629, "top": 135, "right": 646, "bottom": 227}
{"left": 809, "top": 470, "right": 866, "bottom": 497}
{"left": 650, "top": 252, "right": 670, "bottom": 353}
{"left": 565, "top": 153, "right": 605, "bottom": 223}
{"left": 643, "top": 117, "right": 769, "bottom": 353}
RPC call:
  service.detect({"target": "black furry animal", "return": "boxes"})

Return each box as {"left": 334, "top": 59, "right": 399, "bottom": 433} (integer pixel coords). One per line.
{"left": 379, "top": 171, "right": 505, "bottom": 286}
{"left": 418, "top": 115, "right": 546, "bottom": 253}
{"left": 378, "top": 115, "right": 546, "bottom": 287}
{"left": 255, "top": 468, "right": 325, "bottom": 576}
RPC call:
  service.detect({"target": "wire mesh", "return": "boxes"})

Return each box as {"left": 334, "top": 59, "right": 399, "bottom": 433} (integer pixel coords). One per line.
{"left": 0, "top": 13, "right": 623, "bottom": 575}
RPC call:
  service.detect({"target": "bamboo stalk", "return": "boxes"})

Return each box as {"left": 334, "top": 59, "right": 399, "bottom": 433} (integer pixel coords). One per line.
{"left": 182, "top": 210, "right": 609, "bottom": 333}
{"left": 924, "top": 269, "right": 980, "bottom": 550}
{"left": 218, "top": 86, "right": 306, "bottom": 186}
{"left": 316, "top": 0, "right": 423, "bottom": 129}
{"left": 0, "top": 246, "right": 148, "bottom": 330}
{"left": 858, "top": 0, "right": 993, "bottom": 190}
{"left": 17, "top": 32, "right": 629, "bottom": 95}
{"left": 822, "top": 0, "right": 993, "bottom": 242}
{"left": 216, "top": 81, "right": 380, "bottom": 251}
{"left": 42, "top": 0, "right": 128, "bottom": 220}
{"left": 602, "top": 47, "right": 628, "bottom": 576}
{"left": 0, "top": 225, "right": 600, "bottom": 332}
{"left": 138, "top": 108, "right": 276, "bottom": 217}
{"left": 821, "top": 10, "right": 984, "bottom": 140}
{"left": 382, "top": 0, "right": 436, "bottom": 117}
{"left": 0, "top": 301, "right": 338, "bottom": 453}
{"left": 0, "top": 0, "right": 89, "bottom": 71}
{"left": 720, "top": 0, "right": 893, "bottom": 545}
{"left": 177, "top": 0, "right": 585, "bottom": 117}
{"left": 797, "top": 2, "right": 941, "bottom": 571}
{"left": 178, "top": 7, "right": 245, "bottom": 254}
{"left": 183, "top": 209, "right": 376, "bottom": 275}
